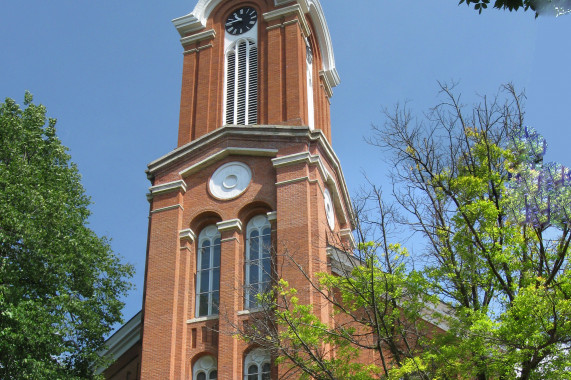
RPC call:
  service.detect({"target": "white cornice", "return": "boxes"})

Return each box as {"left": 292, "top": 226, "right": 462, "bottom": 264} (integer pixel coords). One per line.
{"left": 326, "top": 246, "right": 360, "bottom": 276}
{"left": 263, "top": 5, "right": 310, "bottom": 37}
{"left": 217, "top": 219, "right": 243, "bottom": 233}
{"left": 180, "top": 28, "right": 216, "bottom": 47}
{"left": 96, "top": 311, "right": 142, "bottom": 375}
{"left": 179, "top": 228, "right": 197, "bottom": 243}
{"left": 147, "top": 125, "right": 354, "bottom": 230}
{"left": 172, "top": 0, "right": 338, "bottom": 89}
{"left": 339, "top": 228, "right": 356, "bottom": 250}
{"left": 272, "top": 151, "right": 349, "bottom": 225}
{"left": 179, "top": 147, "right": 278, "bottom": 178}
{"left": 267, "top": 211, "right": 278, "bottom": 222}
{"left": 148, "top": 180, "right": 187, "bottom": 198}
{"left": 274, "top": 0, "right": 295, "bottom": 5}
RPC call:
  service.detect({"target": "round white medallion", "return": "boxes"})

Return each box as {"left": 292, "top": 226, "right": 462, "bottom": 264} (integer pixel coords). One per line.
{"left": 323, "top": 188, "right": 335, "bottom": 230}
{"left": 209, "top": 162, "right": 252, "bottom": 200}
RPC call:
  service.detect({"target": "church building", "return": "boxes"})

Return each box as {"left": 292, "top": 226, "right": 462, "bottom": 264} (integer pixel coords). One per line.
{"left": 100, "top": 0, "right": 355, "bottom": 378}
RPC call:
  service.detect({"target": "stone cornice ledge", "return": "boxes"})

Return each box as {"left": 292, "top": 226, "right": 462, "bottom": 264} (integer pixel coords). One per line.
{"left": 267, "top": 211, "right": 277, "bottom": 222}
{"left": 180, "top": 29, "right": 216, "bottom": 47}
{"left": 179, "top": 147, "right": 278, "bottom": 178}
{"left": 272, "top": 151, "right": 350, "bottom": 225}
{"left": 148, "top": 180, "right": 187, "bottom": 198}
{"left": 339, "top": 228, "right": 356, "bottom": 250}
{"left": 179, "top": 228, "right": 197, "bottom": 243}
{"left": 274, "top": 0, "right": 295, "bottom": 5}
{"left": 148, "top": 126, "right": 313, "bottom": 177}
{"left": 146, "top": 125, "right": 354, "bottom": 228}
{"left": 217, "top": 219, "right": 243, "bottom": 233}
{"left": 96, "top": 311, "right": 141, "bottom": 374}
{"left": 263, "top": 5, "right": 311, "bottom": 37}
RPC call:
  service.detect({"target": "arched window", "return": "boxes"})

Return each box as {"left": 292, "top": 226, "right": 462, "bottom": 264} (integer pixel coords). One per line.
{"left": 193, "top": 355, "right": 218, "bottom": 380}
{"left": 245, "top": 215, "right": 272, "bottom": 309}
{"left": 244, "top": 349, "right": 271, "bottom": 380}
{"left": 306, "top": 41, "right": 314, "bottom": 130}
{"left": 196, "top": 225, "right": 221, "bottom": 317}
{"left": 225, "top": 38, "right": 258, "bottom": 125}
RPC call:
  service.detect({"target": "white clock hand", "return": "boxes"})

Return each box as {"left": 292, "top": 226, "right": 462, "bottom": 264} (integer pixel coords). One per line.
{"left": 226, "top": 17, "right": 243, "bottom": 26}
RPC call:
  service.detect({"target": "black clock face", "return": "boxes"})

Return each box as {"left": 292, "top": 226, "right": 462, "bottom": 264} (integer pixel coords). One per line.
{"left": 225, "top": 7, "right": 257, "bottom": 35}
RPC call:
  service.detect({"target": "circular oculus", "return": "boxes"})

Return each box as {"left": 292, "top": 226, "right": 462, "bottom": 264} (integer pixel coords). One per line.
{"left": 323, "top": 188, "right": 335, "bottom": 230}
{"left": 209, "top": 162, "right": 252, "bottom": 200}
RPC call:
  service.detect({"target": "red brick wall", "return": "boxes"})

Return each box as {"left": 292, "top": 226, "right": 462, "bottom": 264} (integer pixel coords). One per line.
{"left": 177, "top": 0, "right": 332, "bottom": 147}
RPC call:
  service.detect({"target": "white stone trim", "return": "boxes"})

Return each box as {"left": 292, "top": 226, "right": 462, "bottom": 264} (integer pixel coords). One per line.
{"left": 302, "top": 0, "right": 339, "bottom": 87}
{"left": 263, "top": 5, "right": 310, "bottom": 37}
{"left": 172, "top": 0, "right": 338, "bottom": 89}
{"left": 180, "top": 29, "right": 216, "bottom": 47}
{"left": 319, "top": 70, "right": 333, "bottom": 98}
{"left": 148, "top": 180, "right": 187, "bottom": 198}
{"left": 150, "top": 204, "right": 184, "bottom": 214}
{"left": 237, "top": 308, "right": 263, "bottom": 315}
{"left": 326, "top": 246, "right": 360, "bottom": 276}
{"left": 186, "top": 315, "right": 220, "bottom": 324}
{"left": 272, "top": 151, "right": 349, "bottom": 225}
{"left": 275, "top": 176, "right": 312, "bottom": 187}
{"left": 147, "top": 126, "right": 354, "bottom": 229}
{"left": 272, "top": 151, "right": 330, "bottom": 180}
{"left": 216, "top": 219, "right": 243, "bottom": 233}
{"left": 339, "top": 228, "right": 356, "bottom": 249}
{"left": 179, "top": 228, "right": 197, "bottom": 243}
{"left": 183, "top": 43, "right": 213, "bottom": 55}
{"left": 274, "top": 0, "right": 295, "bottom": 5}
{"left": 208, "top": 161, "right": 252, "bottom": 201}
{"left": 267, "top": 211, "right": 277, "bottom": 222}
{"left": 96, "top": 311, "right": 142, "bottom": 375}
{"left": 178, "top": 147, "right": 278, "bottom": 178}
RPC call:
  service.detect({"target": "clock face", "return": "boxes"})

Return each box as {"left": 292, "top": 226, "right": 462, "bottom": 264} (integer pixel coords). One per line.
{"left": 225, "top": 7, "right": 257, "bottom": 35}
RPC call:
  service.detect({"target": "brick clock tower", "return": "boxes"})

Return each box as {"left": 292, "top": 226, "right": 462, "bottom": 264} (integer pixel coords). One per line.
{"left": 101, "top": 1, "right": 354, "bottom": 379}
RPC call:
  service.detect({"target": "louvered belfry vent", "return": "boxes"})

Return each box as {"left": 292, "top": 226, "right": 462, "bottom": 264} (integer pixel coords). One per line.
{"left": 225, "top": 39, "right": 258, "bottom": 125}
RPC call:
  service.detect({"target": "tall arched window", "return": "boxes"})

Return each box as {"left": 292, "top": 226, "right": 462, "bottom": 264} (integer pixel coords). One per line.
{"left": 225, "top": 38, "right": 258, "bottom": 125}
{"left": 193, "top": 355, "right": 218, "bottom": 380}
{"left": 306, "top": 41, "right": 315, "bottom": 130}
{"left": 245, "top": 215, "right": 272, "bottom": 309}
{"left": 244, "top": 349, "right": 271, "bottom": 380}
{"left": 196, "top": 225, "right": 221, "bottom": 317}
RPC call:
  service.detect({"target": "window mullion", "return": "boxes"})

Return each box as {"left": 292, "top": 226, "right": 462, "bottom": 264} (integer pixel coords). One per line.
{"left": 244, "top": 42, "right": 250, "bottom": 125}
{"left": 233, "top": 44, "right": 239, "bottom": 124}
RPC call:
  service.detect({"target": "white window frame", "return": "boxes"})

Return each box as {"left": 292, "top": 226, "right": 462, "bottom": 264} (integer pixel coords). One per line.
{"left": 244, "top": 215, "right": 272, "bottom": 309}
{"left": 196, "top": 225, "right": 221, "bottom": 317}
{"left": 306, "top": 40, "right": 315, "bottom": 130}
{"left": 244, "top": 348, "right": 271, "bottom": 380}
{"left": 193, "top": 355, "right": 218, "bottom": 380}
{"left": 223, "top": 18, "right": 258, "bottom": 126}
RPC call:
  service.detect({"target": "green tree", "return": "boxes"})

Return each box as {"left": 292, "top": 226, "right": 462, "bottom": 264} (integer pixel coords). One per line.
{"left": 0, "top": 93, "right": 133, "bottom": 379}
{"left": 372, "top": 83, "right": 571, "bottom": 379}
{"left": 460, "top": 0, "right": 571, "bottom": 16}
{"left": 235, "top": 84, "right": 570, "bottom": 379}
{"left": 235, "top": 192, "right": 439, "bottom": 379}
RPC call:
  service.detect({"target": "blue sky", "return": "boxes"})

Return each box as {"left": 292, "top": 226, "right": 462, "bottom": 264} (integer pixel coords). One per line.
{"left": 2, "top": 1, "right": 570, "bottom": 327}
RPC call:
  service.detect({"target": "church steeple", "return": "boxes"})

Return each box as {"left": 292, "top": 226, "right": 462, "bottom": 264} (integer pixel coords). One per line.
{"left": 172, "top": 0, "right": 340, "bottom": 146}
{"left": 128, "top": 2, "right": 354, "bottom": 379}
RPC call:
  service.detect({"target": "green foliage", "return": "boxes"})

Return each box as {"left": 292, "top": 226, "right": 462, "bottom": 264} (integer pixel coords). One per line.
{"left": 459, "top": 0, "right": 535, "bottom": 14}
{"left": 237, "top": 84, "right": 570, "bottom": 380}
{"left": 0, "top": 94, "right": 133, "bottom": 379}
{"left": 373, "top": 83, "right": 571, "bottom": 379}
